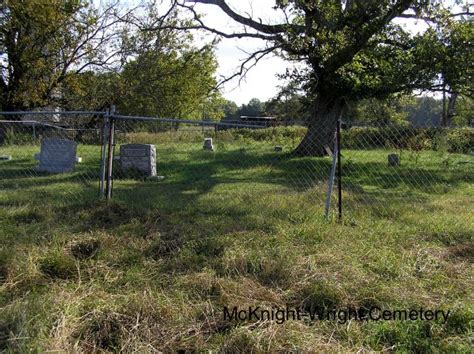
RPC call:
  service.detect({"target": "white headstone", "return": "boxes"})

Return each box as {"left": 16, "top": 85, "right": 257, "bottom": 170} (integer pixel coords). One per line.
{"left": 36, "top": 138, "right": 77, "bottom": 173}
{"left": 120, "top": 144, "right": 157, "bottom": 177}
{"left": 203, "top": 138, "right": 214, "bottom": 151}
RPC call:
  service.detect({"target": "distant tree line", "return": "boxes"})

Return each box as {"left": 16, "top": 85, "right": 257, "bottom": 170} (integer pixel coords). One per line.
{"left": 218, "top": 93, "right": 473, "bottom": 127}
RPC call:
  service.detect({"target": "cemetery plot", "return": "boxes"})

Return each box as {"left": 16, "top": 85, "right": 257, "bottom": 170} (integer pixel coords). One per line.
{"left": 0, "top": 115, "right": 472, "bottom": 353}
{"left": 0, "top": 115, "right": 104, "bottom": 206}
{"left": 0, "top": 116, "right": 472, "bottom": 220}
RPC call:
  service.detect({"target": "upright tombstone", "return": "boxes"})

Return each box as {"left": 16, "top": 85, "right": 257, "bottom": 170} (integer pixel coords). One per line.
{"left": 203, "top": 138, "right": 214, "bottom": 151}
{"left": 388, "top": 154, "right": 400, "bottom": 167}
{"left": 36, "top": 138, "right": 77, "bottom": 173}
{"left": 120, "top": 144, "right": 157, "bottom": 177}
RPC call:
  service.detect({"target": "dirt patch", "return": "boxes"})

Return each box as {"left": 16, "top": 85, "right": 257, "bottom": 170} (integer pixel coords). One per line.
{"left": 0, "top": 321, "right": 12, "bottom": 351}
{"left": 447, "top": 242, "right": 474, "bottom": 262}
{"left": 77, "top": 312, "right": 125, "bottom": 352}
{"left": 147, "top": 239, "right": 183, "bottom": 259}
{"left": 87, "top": 202, "right": 135, "bottom": 229}
{"left": 0, "top": 258, "right": 7, "bottom": 285}
{"left": 69, "top": 239, "right": 101, "bottom": 260}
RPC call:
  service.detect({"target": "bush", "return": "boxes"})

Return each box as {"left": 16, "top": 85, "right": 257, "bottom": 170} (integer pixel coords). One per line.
{"left": 226, "top": 126, "right": 307, "bottom": 141}
{"left": 445, "top": 128, "right": 474, "bottom": 153}
{"left": 343, "top": 126, "right": 473, "bottom": 153}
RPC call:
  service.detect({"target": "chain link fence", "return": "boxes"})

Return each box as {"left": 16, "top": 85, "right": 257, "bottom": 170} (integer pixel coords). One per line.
{"left": 1, "top": 110, "right": 473, "bottom": 223}
{"left": 341, "top": 123, "right": 473, "bottom": 222}
{"left": 0, "top": 111, "right": 106, "bottom": 207}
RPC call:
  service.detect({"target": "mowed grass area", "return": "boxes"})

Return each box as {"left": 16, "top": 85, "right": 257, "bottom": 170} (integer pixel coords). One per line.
{"left": 0, "top": 134, "right": 473, "bottom": 352}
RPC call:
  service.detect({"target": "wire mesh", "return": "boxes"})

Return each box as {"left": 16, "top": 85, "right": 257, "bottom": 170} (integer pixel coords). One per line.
{"left": 1, "top": 111, "right": 472, "bottom": 224}
{"left": 0, "top": 111, "right": 106, "bottom": 207}
{"left": 340, "top": 122, "right": 474, "bottom": 223}
{"left": 110, "top": 116, "right": 334, "bottom": 221}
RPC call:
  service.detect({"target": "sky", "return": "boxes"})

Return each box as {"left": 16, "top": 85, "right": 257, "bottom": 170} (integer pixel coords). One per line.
{"left": 190, "top": 0, "right": 291, "bottom": 105}
{"left": 100, "top": 0, "right": 463, "bottom": 105}
{"left": 111, "top": 0, "right": 292, "bottom": 104}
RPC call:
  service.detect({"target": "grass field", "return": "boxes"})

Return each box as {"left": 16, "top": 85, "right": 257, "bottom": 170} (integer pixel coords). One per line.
{"left": 0, "top": 133, "right": 473, "bottom": 351}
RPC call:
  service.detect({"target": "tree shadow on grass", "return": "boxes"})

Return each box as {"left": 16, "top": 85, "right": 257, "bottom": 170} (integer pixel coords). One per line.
{"left": 111, "top": 148, "right": 472, "bottom": 211}
{"left": 1, "top": 147, "right": 472, "bottom": 225}
{"left": 110, "top": 149, "right": 332, "bottom": 211}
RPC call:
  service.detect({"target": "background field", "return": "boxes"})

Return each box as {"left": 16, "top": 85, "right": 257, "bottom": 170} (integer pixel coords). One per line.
{"left": 0, "top": 128, "right": 473, "bottom": 351}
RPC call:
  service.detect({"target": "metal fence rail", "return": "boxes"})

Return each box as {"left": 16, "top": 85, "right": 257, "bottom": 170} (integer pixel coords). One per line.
{"left": 1, "top": 110, "right": 473, "bottom": 222}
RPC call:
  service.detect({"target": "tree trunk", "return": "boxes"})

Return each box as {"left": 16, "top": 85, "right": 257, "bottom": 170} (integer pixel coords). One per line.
{"left": 293, "top": 95, "right": 343, "bottom": 156}
{"left": 442, "top": 85, "right": 448, "bottom": 127}
{"left": 446, "top": 92, "right": 458, "bottom": 127}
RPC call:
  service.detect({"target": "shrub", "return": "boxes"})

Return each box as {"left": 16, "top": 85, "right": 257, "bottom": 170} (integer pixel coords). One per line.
{"left": 224, "top": 126, "right": 307, "bottom": 142}
{"left": 343, "top": 126, "right": 473, "bottom": 153}
{"left": 445, "top": 127, "right": 474, "bottom": 153}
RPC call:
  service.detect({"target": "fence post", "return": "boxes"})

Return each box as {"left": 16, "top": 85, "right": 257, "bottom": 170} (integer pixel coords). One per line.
{"left": 324, "top": 131, "right": 338, "bottom": 219}
{"left": 337, "top": 116, "right": 342, "bottom": 221}
{"left": 99, "top": 109, "right": 109, "bottom": 198}
{"left": 105, "top": 106, "right": 116, "bottom": 201}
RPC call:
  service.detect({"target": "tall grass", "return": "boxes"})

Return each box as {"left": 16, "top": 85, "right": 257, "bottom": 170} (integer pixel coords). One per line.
{"left": 0, "top": 126, "right": 472, "bottom": 351}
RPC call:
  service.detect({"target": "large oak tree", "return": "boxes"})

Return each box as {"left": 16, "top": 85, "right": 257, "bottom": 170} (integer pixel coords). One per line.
{"left": 176, "top": 0, "right": 472, "bottom": 155}
{"left": 0, "top": 0, "right": 123, "bottom": 111}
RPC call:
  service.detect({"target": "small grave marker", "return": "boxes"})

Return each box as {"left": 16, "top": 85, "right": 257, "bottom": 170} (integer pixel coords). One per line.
{"left": 388, "top": 154, "right": 400, "bottom": 166}
{"left": 324, "top": 145, "right": 333, "bottom": 157}
{"left": 0, "top": 155, "right": 12, "bottom": 161}
{"left": 120, "top": 144, "right": 157, "bottom": 177}
{"left": 203, "top": 138, "right": 214, "bottom": 151}
{"left": 274, "top": 145, "right": 283, "bottom": 152}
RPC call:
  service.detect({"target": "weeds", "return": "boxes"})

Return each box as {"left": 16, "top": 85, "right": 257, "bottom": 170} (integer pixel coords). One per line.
{"left": 0, "top": 132, "right": 472, "bottom": 351}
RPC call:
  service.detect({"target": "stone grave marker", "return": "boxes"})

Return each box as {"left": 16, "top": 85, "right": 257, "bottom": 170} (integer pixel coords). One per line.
{"left": 203, "top": 138, "right": 214, "bottom": 151}
{"left": 36, "top": 138, "right": 77, "bottom": 173}
{"left": 388, "top": 154, "right": 400, "bottom": 166}
{"left": 120, "top": 144, "right": 157, "bottom": 177}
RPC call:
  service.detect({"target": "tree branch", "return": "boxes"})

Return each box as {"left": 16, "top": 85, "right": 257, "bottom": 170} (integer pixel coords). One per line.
{"left": 183, "top": 0, "right": 304, "bottom": 34}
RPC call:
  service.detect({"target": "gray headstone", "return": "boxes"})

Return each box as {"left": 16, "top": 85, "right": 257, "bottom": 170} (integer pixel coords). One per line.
{"left": 0, "top": 155, "right": 12, "bottom": 161}
{"left": 36, "top": 138, "right": 77, "bottom": 173}
{"left": 203, "top": 138, "right": 214, "bottom": 151}
{"left": 274, "top": 145, "right": 283, "bottom": 152}
{"left": 120, "top": 144, "right": 157, "bottom": 177}
{"left": 388, "top": 154, "right": 400, "bottom": 166}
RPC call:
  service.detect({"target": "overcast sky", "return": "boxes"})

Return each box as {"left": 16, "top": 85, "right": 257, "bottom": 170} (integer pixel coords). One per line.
{"left": 101, "top": 0, "right": 463, "bottom": 105}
